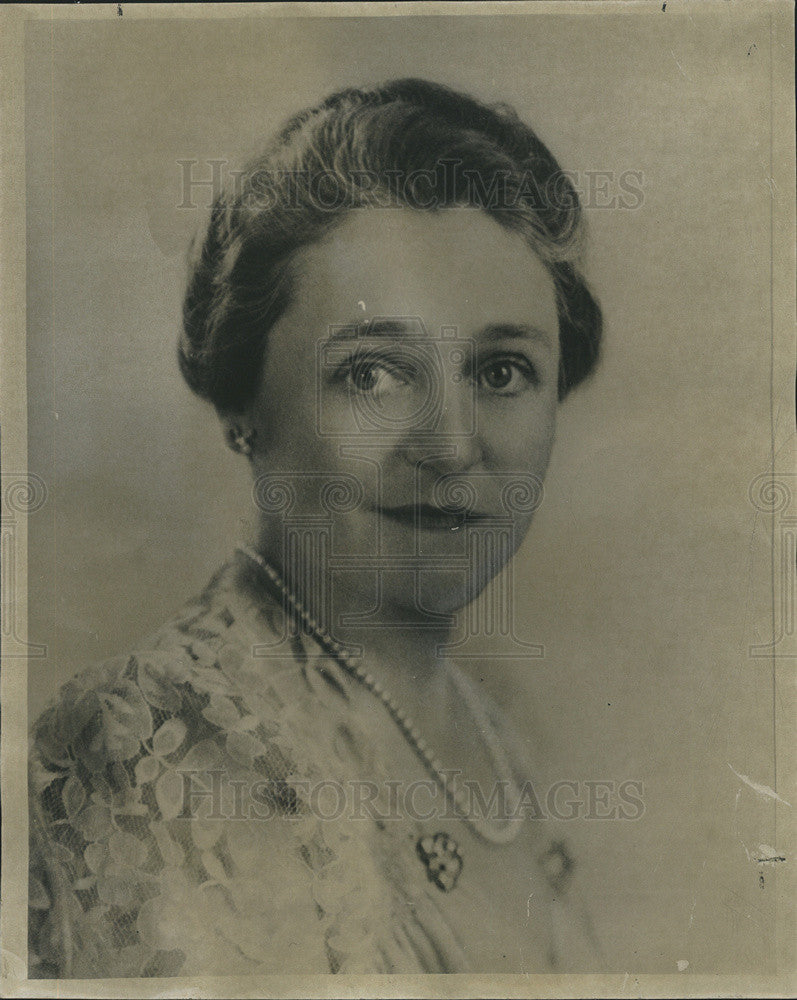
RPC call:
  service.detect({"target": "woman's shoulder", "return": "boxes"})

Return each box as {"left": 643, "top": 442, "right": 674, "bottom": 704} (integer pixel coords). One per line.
{"left": 30, "top": 555, "right": 316, "bottom": 771}
{"left": 27, "top": 557, "right": 350, "bottom": 978}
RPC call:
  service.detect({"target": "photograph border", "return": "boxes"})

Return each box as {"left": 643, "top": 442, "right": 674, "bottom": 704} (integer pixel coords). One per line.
{"left": 1, "top": 3, "right": 794, "bottom": 997}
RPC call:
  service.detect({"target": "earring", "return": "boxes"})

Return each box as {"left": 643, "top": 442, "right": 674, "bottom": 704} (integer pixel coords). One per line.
{"left": 228, "top": 426, "right": 255, "bottom": 456}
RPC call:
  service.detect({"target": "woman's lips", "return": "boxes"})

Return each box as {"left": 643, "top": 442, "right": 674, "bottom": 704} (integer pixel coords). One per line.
{"left": 376, "top": 504, "right": 490, "bottom": 532}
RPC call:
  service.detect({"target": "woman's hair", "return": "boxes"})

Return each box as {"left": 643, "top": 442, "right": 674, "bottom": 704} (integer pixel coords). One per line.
{"left": 179, "top": 78, "right": 602, "bottom": 413}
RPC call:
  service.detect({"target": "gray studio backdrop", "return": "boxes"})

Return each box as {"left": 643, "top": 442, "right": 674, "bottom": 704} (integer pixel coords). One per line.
{"left": 24, "top": 10, "right": 788, "bottom": 975}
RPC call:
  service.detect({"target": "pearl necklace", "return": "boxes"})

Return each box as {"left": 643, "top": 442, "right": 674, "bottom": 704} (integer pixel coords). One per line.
{"left": 237, "top": 545, "right": 525, "bottom": 855}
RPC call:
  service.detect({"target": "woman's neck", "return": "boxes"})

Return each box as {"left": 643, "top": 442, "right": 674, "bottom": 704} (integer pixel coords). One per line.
{"left": 315, "top": 571, "right": 457, "bottom": 713}
{"left": 234, "top": 540, "right": 517, "bottom": 792}
{"left": 243, "top": 531, "right": 460, "bottom": 721}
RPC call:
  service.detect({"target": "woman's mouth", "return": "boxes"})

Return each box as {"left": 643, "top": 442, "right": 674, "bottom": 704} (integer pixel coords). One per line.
{"left": 376, "top": 504, "right": 490, "bottom": 532}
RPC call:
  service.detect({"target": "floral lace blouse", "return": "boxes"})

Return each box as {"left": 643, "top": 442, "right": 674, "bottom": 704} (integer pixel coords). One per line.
{"left": 29, "top": 553, "right": 601, "bottom": 979}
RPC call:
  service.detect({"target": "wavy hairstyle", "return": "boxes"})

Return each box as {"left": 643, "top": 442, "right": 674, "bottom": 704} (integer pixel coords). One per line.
{"left": 179, "top": 78, "right": 602, "bottom": 412}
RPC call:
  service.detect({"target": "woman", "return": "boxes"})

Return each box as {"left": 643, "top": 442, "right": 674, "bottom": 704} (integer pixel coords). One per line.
{"left": 29, "top": 78, "right": 602, "bottom": 977}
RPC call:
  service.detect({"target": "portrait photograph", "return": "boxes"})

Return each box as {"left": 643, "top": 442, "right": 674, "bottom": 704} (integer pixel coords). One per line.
{"left": 0, "top": 2, "right": 794, "bottom": 997}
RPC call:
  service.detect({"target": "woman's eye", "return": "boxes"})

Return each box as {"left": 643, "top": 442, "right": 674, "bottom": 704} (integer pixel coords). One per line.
{"left": 478, "top": 358, "right": 537, "bottom": 395}
{"left": 346, "top": 357, "right": 409, "bottom": 394}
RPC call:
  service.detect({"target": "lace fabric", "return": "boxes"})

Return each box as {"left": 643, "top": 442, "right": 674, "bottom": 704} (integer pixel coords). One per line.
{"left": 29, "top": 554, "right": 600, "bottom": 978}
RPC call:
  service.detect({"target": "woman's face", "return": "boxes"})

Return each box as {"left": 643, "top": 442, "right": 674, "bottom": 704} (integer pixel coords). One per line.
{"left": 244, "top": 207, "right": 560, "bottom": 618}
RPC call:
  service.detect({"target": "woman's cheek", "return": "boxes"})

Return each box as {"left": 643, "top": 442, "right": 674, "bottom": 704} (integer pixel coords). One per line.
{"left": 493, "top": 399, "right": 557, "bottom": 474}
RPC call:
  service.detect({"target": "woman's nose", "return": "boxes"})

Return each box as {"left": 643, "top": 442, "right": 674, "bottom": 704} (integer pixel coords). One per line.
{"left": 401, "top": 383, "right": 484, "bottom": 473}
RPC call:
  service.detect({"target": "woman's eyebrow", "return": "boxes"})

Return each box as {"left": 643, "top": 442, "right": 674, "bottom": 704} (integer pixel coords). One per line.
{"left": 477, "top": 323, "right": 554, "bottom": 348}
{"left": 327, "top": 319, "right": 554, "bottom": 346}
{"left": 327, "top": 318, "right": 421, "bottom": 341}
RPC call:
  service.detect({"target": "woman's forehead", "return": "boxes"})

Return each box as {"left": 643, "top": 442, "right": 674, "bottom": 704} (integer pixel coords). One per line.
{"left": 287, "top": 206, "right": 558, "bottom": 336}
{"left": 301, "top": 205, "right": 533, "bottom": 268}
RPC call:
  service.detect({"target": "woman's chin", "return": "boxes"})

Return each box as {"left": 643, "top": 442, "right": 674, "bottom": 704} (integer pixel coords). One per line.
{"left": 339, "top": 561, "right": 505, "bottom": 622}
{"left": 414, "top": 568, "right": 496, "bottom": 618}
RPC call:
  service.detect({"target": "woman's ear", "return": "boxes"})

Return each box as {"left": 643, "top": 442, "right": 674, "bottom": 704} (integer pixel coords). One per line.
{"left": 220, "top": 414, "right": 257, "bottom": 457}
